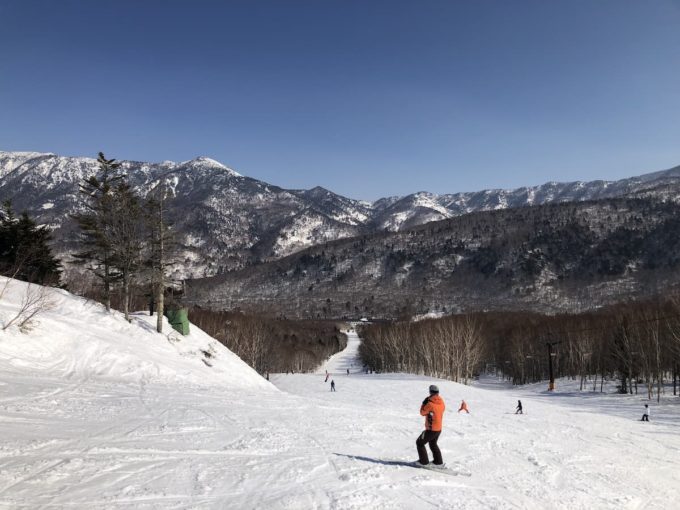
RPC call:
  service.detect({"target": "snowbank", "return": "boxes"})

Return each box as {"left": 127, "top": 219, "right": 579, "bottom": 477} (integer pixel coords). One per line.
{"left": 0, "top": 277, "right": 271, "bottom": 390}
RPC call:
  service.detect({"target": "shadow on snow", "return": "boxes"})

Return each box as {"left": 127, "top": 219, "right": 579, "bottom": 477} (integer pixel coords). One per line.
{"left": 333, "top": 453, "right": 413, "bottom": 467}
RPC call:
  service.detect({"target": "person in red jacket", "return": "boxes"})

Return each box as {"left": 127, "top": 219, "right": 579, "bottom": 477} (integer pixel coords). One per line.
{"left": 416, "top": 384, "right": 446, "bottom": 466}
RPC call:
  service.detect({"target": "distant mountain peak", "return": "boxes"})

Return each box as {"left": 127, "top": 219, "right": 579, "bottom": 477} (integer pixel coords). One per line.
{"left": 181, "top": 156, "right": 241, "bottom": 177}
{"left": 309, "top": 185, "right": 329, "bottom": 193}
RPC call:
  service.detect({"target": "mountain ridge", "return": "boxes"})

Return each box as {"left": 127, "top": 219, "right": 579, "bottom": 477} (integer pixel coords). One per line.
{"left": 2, "top": 150, "right": 680, "bottom": 280}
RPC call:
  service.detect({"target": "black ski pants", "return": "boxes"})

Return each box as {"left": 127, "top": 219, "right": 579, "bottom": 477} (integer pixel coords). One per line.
{"left": 416, "top": 430, "right": 442, "bottom": 465}
{"left": 641, "top": 414, "right": 649, "bottom": 421}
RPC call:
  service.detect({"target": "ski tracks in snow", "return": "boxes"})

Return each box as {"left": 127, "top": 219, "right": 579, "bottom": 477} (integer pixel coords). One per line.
{"left": 2, "top": 331, "right": 680, "bottom": 508}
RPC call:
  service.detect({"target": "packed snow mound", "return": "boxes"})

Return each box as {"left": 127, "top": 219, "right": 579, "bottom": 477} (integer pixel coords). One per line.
{"left": 0, "top": 277, "right": 271, "bottom": 390}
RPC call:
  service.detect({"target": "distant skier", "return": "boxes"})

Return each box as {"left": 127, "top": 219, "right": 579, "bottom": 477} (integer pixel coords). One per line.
{"left": 325, "top": 373, "right": 329, "bottom": 383}
{"left": 515, "top": 400, "right": 523, "bottom": 414}
{"left": 458, "top": 400, "right": 469, "bottom": 414}
{"left": 347, "top": 368, "right": 350, "bottom": 375}
{"left": 331, "top": 380, "right": 336, "bottom": 392}
{"left": 416, "top": 385, "right": 446, "bottom": 466}
{"left": 641, "top": 404, "right": 650, "bottom": 421}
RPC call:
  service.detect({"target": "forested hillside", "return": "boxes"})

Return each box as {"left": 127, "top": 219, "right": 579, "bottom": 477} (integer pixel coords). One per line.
{"left": 186, "top": 197, "right": 680, "bottom": 318}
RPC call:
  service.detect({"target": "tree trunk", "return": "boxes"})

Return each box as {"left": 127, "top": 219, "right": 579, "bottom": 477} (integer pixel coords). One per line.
{"left": 156, "top": 280, "right": 164, "bottom": 333}
{"left": 155, "top": 187, "right": 165, "bottom": 333}
{"left": 104, "top": 262, "right": 111, "bottom": 312}
{"left": 123, "top": 270, "right": 130, "bottom": 322}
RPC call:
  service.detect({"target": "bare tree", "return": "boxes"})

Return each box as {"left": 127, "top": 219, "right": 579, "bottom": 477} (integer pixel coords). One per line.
{"left": 461, "top": 316, "right": 484, "bottom": 384}
{"left": 145, "top": 180, "right": 174, "bottom": 333}
{"left": 1, "top": 281, "right": 54, "bottom": 332}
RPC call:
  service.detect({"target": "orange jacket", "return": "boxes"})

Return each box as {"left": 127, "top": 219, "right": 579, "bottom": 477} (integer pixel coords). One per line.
{"left": 420, "top": 394, "right": 445, "bottom": 431}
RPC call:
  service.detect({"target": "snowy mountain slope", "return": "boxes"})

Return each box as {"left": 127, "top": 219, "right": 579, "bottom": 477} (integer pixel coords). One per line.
{"left": 185, "top": 197, "right": 680, "bottom": 318}
{"left": 3, "top": 150, "right": 680, "bottom": 280}
{"left": 0, "top": 313, "right": 678, "bottom": 509}
{"left": 0, "top": 277, "right": 270, "bottom": 389}
{"left": 291, "top": 186, "right": 373, "bottom": 226}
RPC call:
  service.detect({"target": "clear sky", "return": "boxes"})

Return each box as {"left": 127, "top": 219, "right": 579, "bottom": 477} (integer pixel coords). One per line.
{"left": 1, "top": 1, "right": 679, "bottom": 200}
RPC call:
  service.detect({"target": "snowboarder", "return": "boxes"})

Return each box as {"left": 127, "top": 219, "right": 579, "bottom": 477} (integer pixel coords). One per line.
{"left": 641, "top": 404, "right": 650, "bottom": 421}
{"left": 515, "top": 400, "right": 523, "bottom": 414}
{"left": 416, "top": 384, "right": 446, "bottom": 466}
{"left": 330, "top": 380, "right": 336, "bottom": 392}
{"left": 458, "top": 399, "right": 469, "bottom": 413}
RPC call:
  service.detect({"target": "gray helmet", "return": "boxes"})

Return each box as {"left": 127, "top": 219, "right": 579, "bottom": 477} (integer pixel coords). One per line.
{"left": 429, "top": 384, "right": 439, "bottom": 394}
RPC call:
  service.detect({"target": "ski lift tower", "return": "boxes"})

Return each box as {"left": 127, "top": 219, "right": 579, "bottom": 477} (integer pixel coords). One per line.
{"left": 546, "top": 340, "right": 562, "bottom": 391}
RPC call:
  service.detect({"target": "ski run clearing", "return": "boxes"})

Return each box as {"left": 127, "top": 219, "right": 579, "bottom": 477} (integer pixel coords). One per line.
{"left": 1, "top": 278, "right": 679, "bottom": 509}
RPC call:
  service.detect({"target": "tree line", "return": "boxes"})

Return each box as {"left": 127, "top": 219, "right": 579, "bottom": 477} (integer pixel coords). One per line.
{"left": 359, "top": 296, "right": 680, "bottom": 401}
{"left": 189, "top": 307, "right": 347, "bottom": 374}
{"left": 359, "top": 315, "right": 484, "bottom": 384}
{"left": 487, "top": 298, "right": 680, "bottom": 401}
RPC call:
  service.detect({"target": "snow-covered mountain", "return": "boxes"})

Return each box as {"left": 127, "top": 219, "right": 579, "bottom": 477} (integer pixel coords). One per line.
{"left": 2, "top": 150, "right": 680, "bottom": 279}
{"left": 1, "top": 277, "right": 679, "bottom": 508}
{"left": 186, "top": 197, "right": 680, "bottom": 319}
{"left": 370, "top": 169, "right": 680, "bottom": 230}
{"left": 0, "top": 152, "right": 374, "bottom": 278}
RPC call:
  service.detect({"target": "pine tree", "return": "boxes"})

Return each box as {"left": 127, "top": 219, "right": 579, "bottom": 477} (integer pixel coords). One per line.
{"left": 0, "top": 201, "right": 61, "bottom": 285}
{"left": 72, "top": 152, "right": 125, "bottom": 311}
{"left": 108, "top": 181, "right": 145, "bottom": 322}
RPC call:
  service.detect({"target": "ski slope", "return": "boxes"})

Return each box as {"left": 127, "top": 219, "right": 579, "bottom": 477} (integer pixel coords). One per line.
{"left": 319, "top": 327, "right": 363, "bottom": 375}
{"left": 1, "top": 278, "right": 679, "bottom": 509}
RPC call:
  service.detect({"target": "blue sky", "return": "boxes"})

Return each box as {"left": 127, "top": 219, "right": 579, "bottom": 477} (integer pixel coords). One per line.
{"left": 1, "top": 1, "right": 679, "bottom": 200}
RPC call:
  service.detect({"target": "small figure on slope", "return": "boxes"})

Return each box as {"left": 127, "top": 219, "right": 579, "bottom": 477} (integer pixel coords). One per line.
{"left": 330, "top": 379, "right": 336, "bottom": 392}
{"left": 458, "top": 399, "right": 469, "bottom": 414}
{"left": 515, "top": 400, "right": 523, "bottom": 414}
{"left": 640, "top": 403, "right": 650, "bottom": 422}
{"left": 416, "top": 385, "right": 446, "bottom": 466}
{"left": 325, "top": 373, "right": 329, "bottom": 383}
{"left": 347, "top": 368, "right": 350, "bottom": 375}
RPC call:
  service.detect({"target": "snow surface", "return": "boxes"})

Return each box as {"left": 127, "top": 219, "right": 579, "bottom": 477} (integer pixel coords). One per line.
{"left": 1, "top": 279, "right": 679, "bottom": 509}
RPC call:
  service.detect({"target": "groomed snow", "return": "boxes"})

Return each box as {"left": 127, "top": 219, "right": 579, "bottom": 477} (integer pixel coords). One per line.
{"left": 1, "top": 280, "right": 679, "bottom": 509}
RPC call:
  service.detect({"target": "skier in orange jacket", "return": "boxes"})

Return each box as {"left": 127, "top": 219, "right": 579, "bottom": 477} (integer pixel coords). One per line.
{"left": 416, "top": 384, "right": 446, "bottom": 466}
{"left": 458, "top": 400, "right": 469, "bottom": 413}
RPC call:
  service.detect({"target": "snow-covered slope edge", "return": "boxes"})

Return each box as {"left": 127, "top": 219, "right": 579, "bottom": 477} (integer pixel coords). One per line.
{"left": 0, "top": 277, "right": 271, "bottom": 390}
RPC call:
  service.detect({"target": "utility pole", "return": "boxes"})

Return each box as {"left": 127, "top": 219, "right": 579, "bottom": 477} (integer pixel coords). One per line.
{"left": 546, "top": 341, "right": 562, "bottom": 391}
